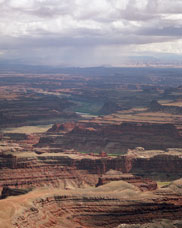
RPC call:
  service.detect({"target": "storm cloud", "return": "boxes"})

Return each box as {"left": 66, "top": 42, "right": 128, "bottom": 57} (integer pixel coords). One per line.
{"left": 0, "top": 0, "right": 182, "bottom": 66}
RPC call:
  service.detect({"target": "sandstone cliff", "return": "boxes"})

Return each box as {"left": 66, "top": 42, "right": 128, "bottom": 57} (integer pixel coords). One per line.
{"left": 0, "top": 151, "right": 182, "bottom": 190}
{"left": 37, "top": 121, "right": 182, "bottom": 154}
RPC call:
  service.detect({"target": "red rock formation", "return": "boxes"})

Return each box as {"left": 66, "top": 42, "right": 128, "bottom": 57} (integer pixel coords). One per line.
{"left": 10, "top": 179, "right": 182, "bottom": 228}
{"left": 0, "top": 152, "right": 182, "bottom": 190}
{"left": 47, "top": 122, "right": 76, "bottom": 133}
{"left": 38, "top": 122, "right": 182, "bottom": 153}
{"left": 96, "top": 172, "right": 157, "bottom": 191}
{"left": 131, "top": 154, "right": 182, "bottom": 176}
{"left": 0, "top": 154, "right": 99, "bottom": 190}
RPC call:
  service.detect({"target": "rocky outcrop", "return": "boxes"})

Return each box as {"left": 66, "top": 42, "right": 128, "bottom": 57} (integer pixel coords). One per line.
{"left": 37, "top": 121, "right": 182, "bottom": 153}
{"left": 47, "top": 122, "right": 101, "bottom": 134}
{"left": 47, "top": 122, "right": 75, "bottom": 133}
{"left": 96, "top": 171, "right": 157, "bottom": 191}
{"left": 1, "top": 186, "right": 31, "bottom": 199}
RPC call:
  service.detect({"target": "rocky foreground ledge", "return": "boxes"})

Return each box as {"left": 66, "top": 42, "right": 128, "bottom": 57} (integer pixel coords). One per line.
{"left": 0, "top": 178, "right": 181, "bottom": 228}
{"left": 0, "top": 149, "right": 182, "bottom": 227}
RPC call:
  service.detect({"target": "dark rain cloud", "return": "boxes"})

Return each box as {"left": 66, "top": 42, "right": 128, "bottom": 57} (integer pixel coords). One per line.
{"left": 0, "top": 0, "right": 182, "bottom": 66}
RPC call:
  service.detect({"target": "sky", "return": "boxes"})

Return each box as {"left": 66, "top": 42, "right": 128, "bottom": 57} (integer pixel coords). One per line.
{"left": 0, "top": 0, "right": 182, "bottom": 67}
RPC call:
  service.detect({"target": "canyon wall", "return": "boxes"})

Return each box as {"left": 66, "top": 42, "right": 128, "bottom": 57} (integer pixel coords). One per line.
{"left": 38, "top": 122, "right": 182, "bottom": 154}
{"left": 0, "top": 152, "right": 182, "bottom": 190}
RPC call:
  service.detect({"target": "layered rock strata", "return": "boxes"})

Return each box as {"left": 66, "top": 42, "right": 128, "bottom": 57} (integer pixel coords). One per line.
{"left": 6, "top": 179, "right": 182, "bottom": 228}
{"left": 0, "top": 152, "right": 182, "bottom": 190}
{"left": 38, "top": 122, "right": 182, "bottom": 153}
{"left": 96, "top": 171, "right": 157, "bottom": 191}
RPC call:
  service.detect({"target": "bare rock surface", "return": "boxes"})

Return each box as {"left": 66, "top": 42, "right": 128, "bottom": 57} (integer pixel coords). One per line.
{"left": 0, "top": 178, "right": 181, "bottom": 228}
{"left": 96, "top": 170, "right": 157, "bottom": 191}
{"left": 37, "top": 121, "right": 182, "bottom": 153}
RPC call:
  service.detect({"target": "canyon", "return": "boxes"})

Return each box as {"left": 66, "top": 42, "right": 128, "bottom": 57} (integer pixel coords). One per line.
{"left": 1, "top": 174, "right": 182, "bottom": 228}
{"left": 0, "top": 138, "right": 182, "bottom": 227}
{"left": 0, "top": 69, "right": 182, "bottom": 227}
